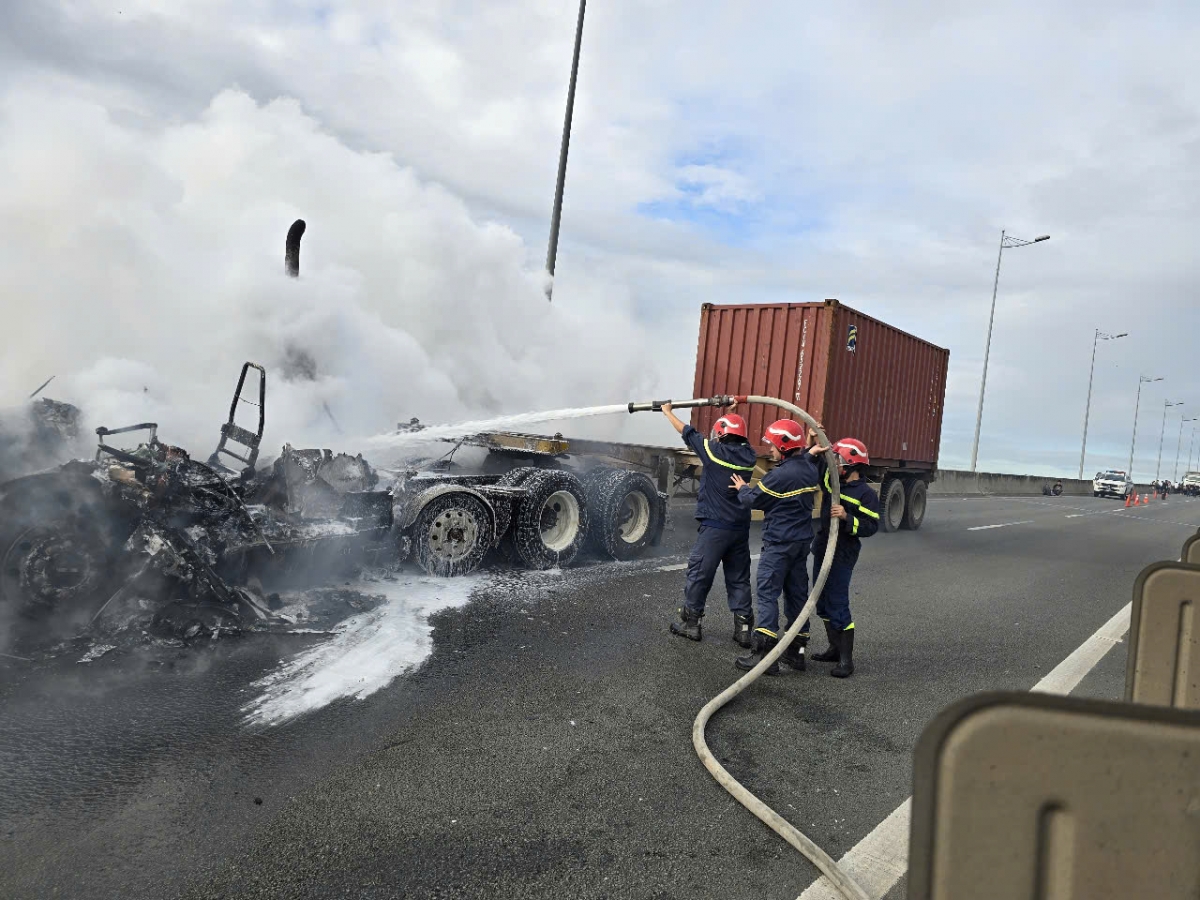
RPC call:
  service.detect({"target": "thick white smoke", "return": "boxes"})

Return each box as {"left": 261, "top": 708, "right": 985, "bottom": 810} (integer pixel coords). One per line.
{"left": 0, "top": 84, "right": 665, "bottom": 461}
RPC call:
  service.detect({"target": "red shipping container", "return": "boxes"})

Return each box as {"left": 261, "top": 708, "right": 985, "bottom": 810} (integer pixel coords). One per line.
{"left": 690, "top": 300, "right": 950, "bottom": 470}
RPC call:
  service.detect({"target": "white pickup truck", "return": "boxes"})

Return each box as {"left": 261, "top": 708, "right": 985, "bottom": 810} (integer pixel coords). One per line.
{"left": 1093, "top": 470, "right": 1134, "bottom": 499}
{"left": 1183, "top": 471, "right": 1200, "bottom": 495}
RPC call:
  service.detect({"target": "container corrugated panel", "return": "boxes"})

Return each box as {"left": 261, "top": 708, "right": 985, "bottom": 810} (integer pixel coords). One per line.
{"left": 690, "top": 300, "right": 950, "bottom": 469}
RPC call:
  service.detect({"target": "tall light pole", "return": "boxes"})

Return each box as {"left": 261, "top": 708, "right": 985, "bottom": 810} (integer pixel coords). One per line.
{"left": 1175, "top": 416, "right": 1198, "bottom": 482}
{"left": 970, "top": 230, "right": 1050, "bottom": 472}
{"left": 1078, "top": 329, "right": 1127, "bottom": 479}
{"left": 1130, "top": 375, "right": 1163, "bottom": 481}
{"left": 1157, "top": 399, "right": 1184, "bottom": 481}
{"left": 544, "top": 0, "right": 587, "bottom": 302}
{"left": 1188, "top": 423, "right": 1198, "bottom": 476}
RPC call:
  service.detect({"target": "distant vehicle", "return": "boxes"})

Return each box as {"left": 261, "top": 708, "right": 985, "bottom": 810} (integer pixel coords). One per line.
{"left": 1182, "top": 471, "right": 1200, "bottom": 496}
{"left": 1093, "top": 470, "right": 1133, "bottom": 499}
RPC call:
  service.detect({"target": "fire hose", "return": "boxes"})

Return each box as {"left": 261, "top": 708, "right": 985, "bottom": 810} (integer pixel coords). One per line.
{"left": 629, "top": 395, "right": 870, "bottom": 900}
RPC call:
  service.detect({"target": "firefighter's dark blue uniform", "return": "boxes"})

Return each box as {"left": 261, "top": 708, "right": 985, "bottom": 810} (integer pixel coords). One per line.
{"left": 736, "top": 450, "right": 820, "bottom": 637}
{"left": 679, "top": 424, "right": 758, "bottom": 617}
{"left": 805, "top": 460, "right": 880, "bottom": 633}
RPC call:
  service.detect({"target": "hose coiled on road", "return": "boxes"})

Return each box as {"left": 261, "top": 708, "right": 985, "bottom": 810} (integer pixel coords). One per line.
{"left": 687, "top": 396, "right": 871, "bottom": 900}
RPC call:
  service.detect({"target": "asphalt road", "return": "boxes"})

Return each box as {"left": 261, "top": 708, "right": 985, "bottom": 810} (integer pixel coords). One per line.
{"left": 1, "top": 493, "right": 1196, "bottom": 900}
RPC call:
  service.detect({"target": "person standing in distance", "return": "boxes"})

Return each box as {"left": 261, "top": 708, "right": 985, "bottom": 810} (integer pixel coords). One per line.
{"left": 660, "top": 401, "right": 758, "bottom": 646}
{"left": 730, "top": 419, "right": 823, "bottom": 674}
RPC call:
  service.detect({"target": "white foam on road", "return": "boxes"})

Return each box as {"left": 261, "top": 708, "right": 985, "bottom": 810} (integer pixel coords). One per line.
{"left": 242, "top": 575, "right": 478, "bottom": 729}
{"left": 796, "top": 602, "right": 1133, "bottom": 900}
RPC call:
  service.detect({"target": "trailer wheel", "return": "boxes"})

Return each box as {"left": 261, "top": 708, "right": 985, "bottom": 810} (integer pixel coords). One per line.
{"left": 411, "top": 493, "right": 491, "bottom": 577}
{"left": 512, "top": 470, "right": 589, "bottom": 569}
{"left": 589, "top": 470, "right": 665, "bottom": 561}
{"left": 880, "top": 478, "right": 906, "bottom": 533}
{"left": 901, "top": 479, "right": 928, "bottom": 531}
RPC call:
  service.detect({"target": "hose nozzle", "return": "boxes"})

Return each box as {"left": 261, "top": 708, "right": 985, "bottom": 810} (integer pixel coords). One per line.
{"left": 627, "top": 395, "right": 737, "bottom": 414}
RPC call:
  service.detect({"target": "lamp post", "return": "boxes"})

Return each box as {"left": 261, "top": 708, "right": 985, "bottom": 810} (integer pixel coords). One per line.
{"left": 1188, "top": 423, "right": 1198, "bottom": 476}
{"left": 544, "top": 0, "right": 587, "bottom": 302}
{"left": 1157, "top": 400, "right": 1184, "bottom": 482}
{"left": 1175, "top": 416, "right": 1198, "bottom": 482}
{"left": 1078, "top": 329, "right": 1127, "bottom": 479}
{"left": 970, "top": 230, "right": 1050, "bottom": 472}
{"left": 1130, "top": 375, "right": 1163, "bottom": 481}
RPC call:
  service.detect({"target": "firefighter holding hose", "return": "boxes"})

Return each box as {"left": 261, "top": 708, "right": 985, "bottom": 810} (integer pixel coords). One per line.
{"left": 660, "top": 402, "right": 758, "bottom": 647}
{"left": 730, "top": 419, "right": 824, "bottom": 675}
{"left": 803, "top": 437, "right": 880, "bottom": 677}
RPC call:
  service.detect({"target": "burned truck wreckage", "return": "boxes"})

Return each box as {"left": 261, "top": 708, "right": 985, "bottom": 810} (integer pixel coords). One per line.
{"left": 1, "top": 361, "right": 670, "bottom": 653}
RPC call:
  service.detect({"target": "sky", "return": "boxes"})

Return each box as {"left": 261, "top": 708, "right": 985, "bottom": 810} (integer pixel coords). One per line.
{"left": 1, "top": 0, "right": 1198, "bottom": 480}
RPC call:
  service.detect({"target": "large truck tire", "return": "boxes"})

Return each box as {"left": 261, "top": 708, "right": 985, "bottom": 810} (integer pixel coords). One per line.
{"left": 512, "top": 470, "right": 589, "bottom": 570}
{"left": 411, "top": 492, "right": 492, "bottom": 577}
{"left": 588, "top": 469, "right": 665, "bottom": 561}
{"left": 880, "top": 478, "right": 906, "bottom": 533}
{"left": 0, "top": 469, "right": 133, "bottom": 648}
{"left": 901, "top": 478, "right": 928, "bottom": 531}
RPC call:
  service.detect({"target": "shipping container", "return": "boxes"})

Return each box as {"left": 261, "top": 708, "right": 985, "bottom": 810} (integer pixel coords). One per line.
{"left": 689, "top": 299, "right": 950, "bottom": 532}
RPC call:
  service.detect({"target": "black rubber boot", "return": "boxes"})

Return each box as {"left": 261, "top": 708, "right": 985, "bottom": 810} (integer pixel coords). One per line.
{"left": 831, "top": 628, "right": 855, "bottom": 678}
{"left": 810, "top": 621, "right": 840, "bottom": 663}
{"left": 732, "top": 613, "right": 754, "bottom": 649}
{"left": 669, "top": 606, "right": 703, "bottom": 642}
{"left": 735, "top": 631, "right": 780, "bottom": 675}
{"left": 781, "top": 636, "right": 806, "bottom": 672}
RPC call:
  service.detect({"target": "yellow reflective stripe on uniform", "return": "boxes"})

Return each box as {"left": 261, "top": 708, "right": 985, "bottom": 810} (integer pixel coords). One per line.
{"left": 702, "top": 440, "right": 755, "bottom": 472}
{"left": 759, "top": 484, "right": 819, "bottom": 499}
{"left": 823, "top": 469, "right": 878, "bottom": 517}
{"left": 845, "top": 622, "right": 855, "bottom": 630}
{"left": 841, "top": 493, "right": 880, "bottom": 518}
{"left": 852, "top": 516, "right": 859, "bottom": 535}
{"left": 754, "top": 627, "right": 778, "bottom": 638}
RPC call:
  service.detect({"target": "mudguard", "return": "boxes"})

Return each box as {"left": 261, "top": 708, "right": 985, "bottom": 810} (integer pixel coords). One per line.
{"left": 394, "top": 483, "right": 497, "bottom": 546}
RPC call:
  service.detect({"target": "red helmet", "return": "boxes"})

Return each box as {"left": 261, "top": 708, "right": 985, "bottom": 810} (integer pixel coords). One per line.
{"left": 763, "top": 419, "right": 806, "bottom": 452}
{"left": 711, "top": 414, "right": 748, "bottom": 440}
{"left": 833, "top": 438, "right": 870, "bottom": 468}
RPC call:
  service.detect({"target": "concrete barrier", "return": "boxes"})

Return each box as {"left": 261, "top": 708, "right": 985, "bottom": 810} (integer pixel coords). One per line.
{"left": 930, "top": 470, "right": 1154, "bottom": 498}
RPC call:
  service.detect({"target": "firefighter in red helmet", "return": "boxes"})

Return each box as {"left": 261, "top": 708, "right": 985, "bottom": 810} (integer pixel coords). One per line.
{"left": 730, "top": 418, "right": 823, "bottom": 675}
{"left": 804, "top": 437, "right": 880, "bottom": 677}
{"left": 660, "top": 402, "right": 758, "bottom": 647}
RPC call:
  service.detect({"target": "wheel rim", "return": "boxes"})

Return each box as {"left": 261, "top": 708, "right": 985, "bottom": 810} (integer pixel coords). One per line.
{"left": 910, "top": 487, "right": 926, "bottom": 523}
{"left": 617, "top": 491, "right": 651, "bottom": 544}
{"left": 426, "top": 508, "right": 480, "bottom": 563}
{"left": 887, "top": 486, "right": 904, "bottom": 528}
{"left": 2, "top": 525, "right": 102, "bottom": 612}
{"left": 539, "top": 490, "right": 580, "bottom": 552}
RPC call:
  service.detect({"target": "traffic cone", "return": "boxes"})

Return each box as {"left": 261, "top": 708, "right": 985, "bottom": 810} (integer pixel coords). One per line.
{"left": 1125, "top": 493, "right": 1132, "bottom": 508}
{"left": 1143, "top": 495, "right": 1149, "bottom": 505}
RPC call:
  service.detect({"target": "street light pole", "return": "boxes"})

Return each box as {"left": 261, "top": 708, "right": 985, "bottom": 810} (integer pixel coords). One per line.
{"left": 1078, "top": 329, "right": 1127, "bottom": 479}
{"left": 544, "top": 0, "right": 587, "bottom": 302}
{"left": 970, "top": 230, "right": 1050, "bottom": 472}
{"left": 1176, "top": 416, "right": 1198, "bottom": 482}
{"left": 1130, "top": 375, "right": 1163, "bottom": 481}
{"left": 1157, "top": 399, "right": 1184, "bottom": 482}
{"left": 1188, "top": 424, "right": 1198, "bottom": 475}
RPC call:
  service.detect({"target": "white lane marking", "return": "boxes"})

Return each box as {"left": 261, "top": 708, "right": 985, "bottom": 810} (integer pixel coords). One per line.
{"left": 966, "top": 520, "right": 1034, "bottom": 531}
{"left": 796, "top": 604, "right": 1132, "bottom": 900}
{"left": 655, "top": 553, "right": 762, "bottom": 573}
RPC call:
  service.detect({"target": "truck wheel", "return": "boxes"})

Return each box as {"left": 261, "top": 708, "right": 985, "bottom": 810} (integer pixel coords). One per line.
{"left": 411, "top": 493, "right": 491, "bottom": 577}
{"left": 496, "top": 467, "right": 542, "bottom": 488}
{"left": 901, "top": 479, "right": 927, "bottom": 530}
{"left": 880, "top": 478, "right": 906, "bottom": 533}
{"left": 0, "top": 471, "right": 131, "bottom": 648}
{"left": 590, "top": 470, "right": 665, "bottom": 561}
{"left": 512, "top": 470, "right": 589, "bottom": 569}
